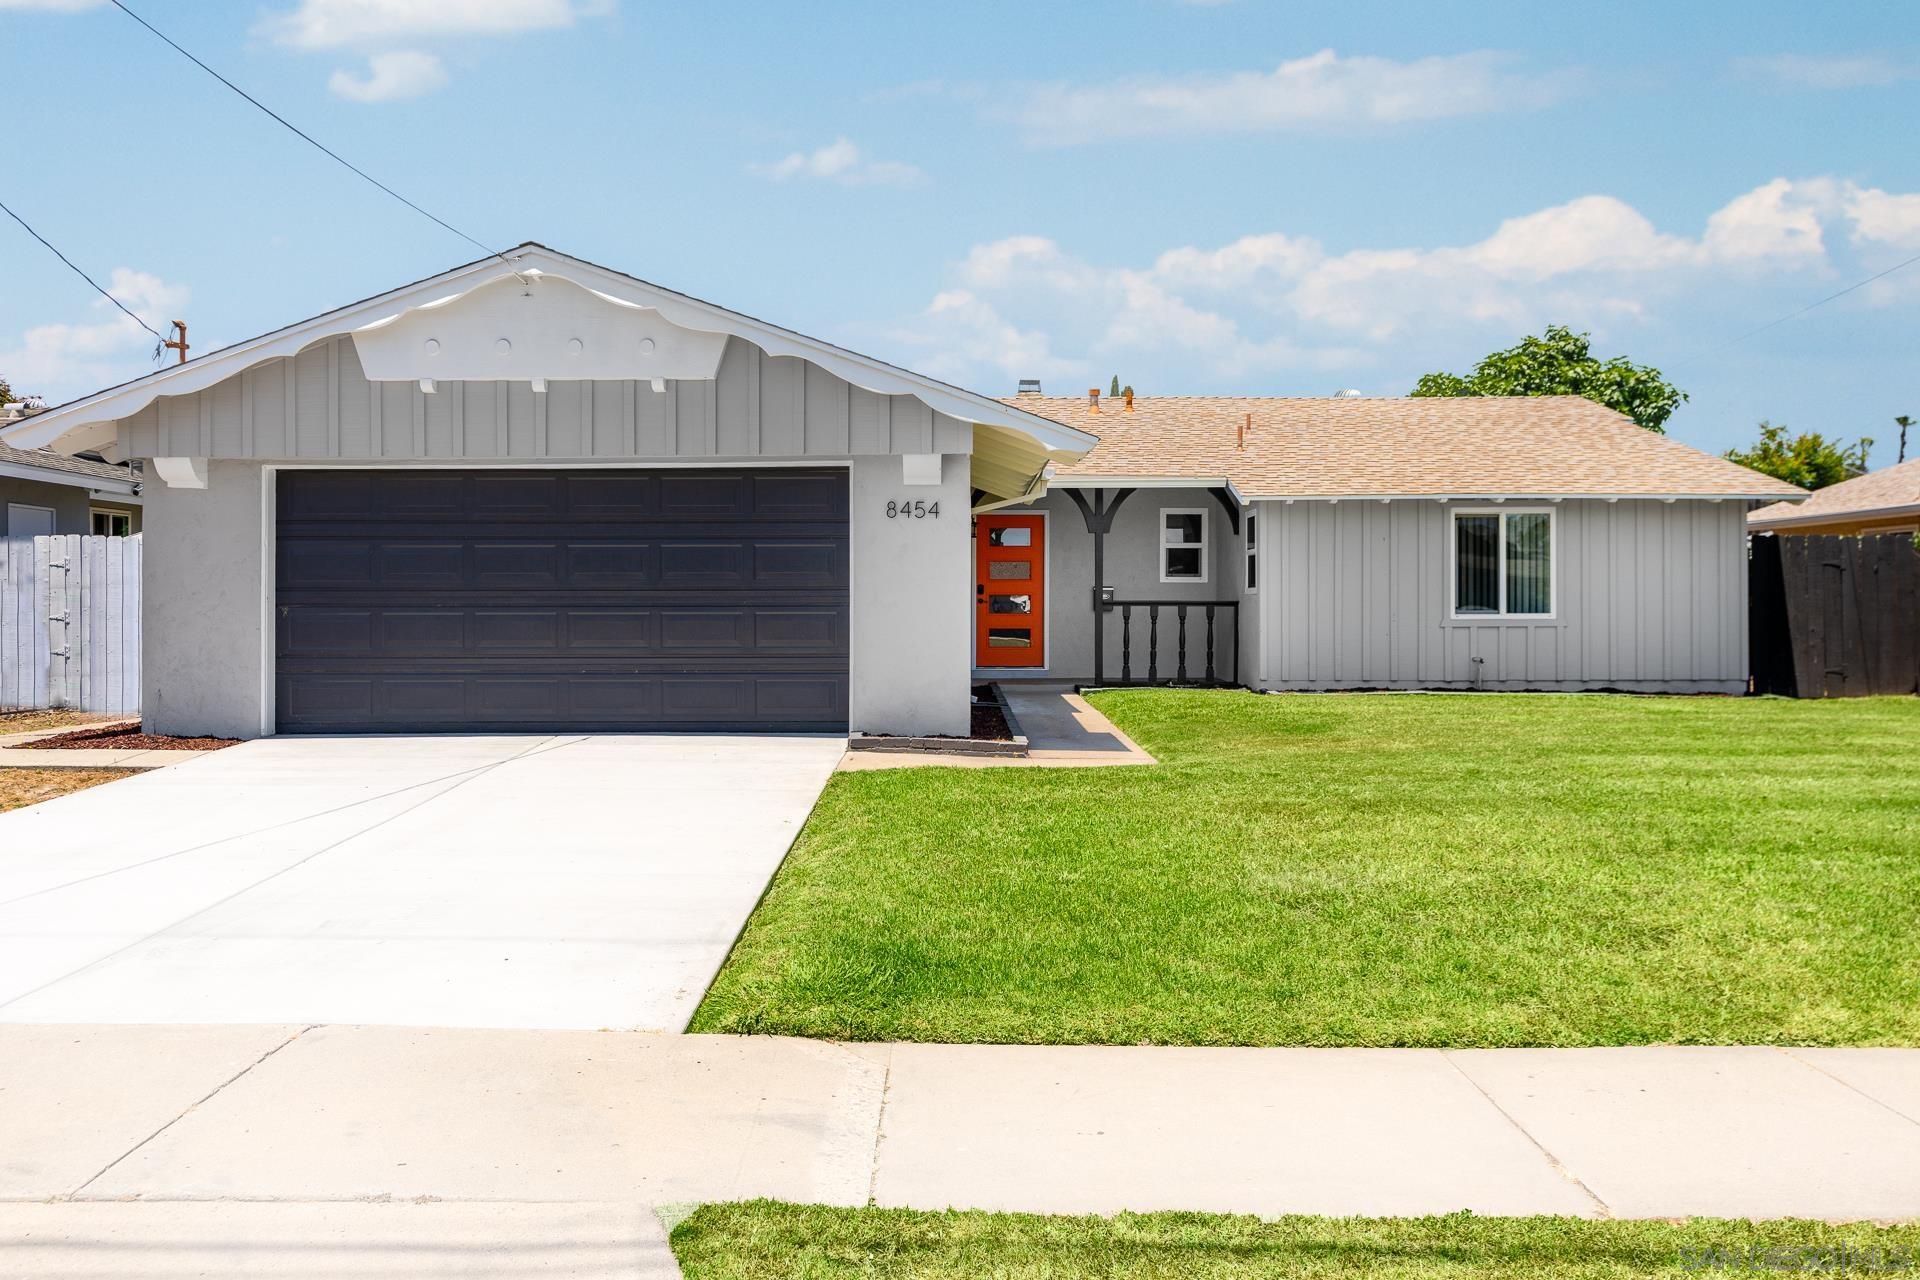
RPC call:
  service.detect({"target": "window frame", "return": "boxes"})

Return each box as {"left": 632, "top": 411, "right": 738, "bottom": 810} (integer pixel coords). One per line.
{"left": 1158, "top": 506, "right": 1209, "bottom": 585}
{"left": 1447, "top": 506, "right": 1557, "bottom": 621}
{"left": 90, "top": 508, "right": 133, "bottom": 537}
{"left": 1243, "top": 511, "right": 1258, "bottom": 593}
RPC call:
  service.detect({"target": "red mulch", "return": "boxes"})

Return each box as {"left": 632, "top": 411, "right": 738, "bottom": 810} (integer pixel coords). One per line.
{"left": 22, "top": 724, "right": 239, "bottom": 751}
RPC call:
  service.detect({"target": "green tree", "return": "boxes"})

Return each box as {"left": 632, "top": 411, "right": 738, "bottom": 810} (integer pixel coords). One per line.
{"left": 0, "top": 376, "right": 14, "bottom": 406}
{"left": 1723, "top": 421, "right": 1872, "bottom": 491}
{"left": 1896, "top": 414, "right": 1912, "bottom": 464}
{"left": 1410, "top": 325, "right": 1687, "bottom": 433}
{"left": 1108, "top": 374, "right": 1121, "bottom": 399}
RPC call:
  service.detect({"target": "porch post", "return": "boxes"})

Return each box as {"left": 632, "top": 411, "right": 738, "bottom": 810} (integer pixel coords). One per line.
{"left": 1063, "top": 487, "right": 1134, "bottom": 685}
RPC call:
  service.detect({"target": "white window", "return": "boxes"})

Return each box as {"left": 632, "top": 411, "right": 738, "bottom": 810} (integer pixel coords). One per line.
{"left": 1451, "top": 507, "right": 1554, "bottom": 618}
{"left": 1160, "top": 508, "right": 1208, "bottom": 583}
{"left": 1243, "top": 512, "right": 1258, "bottom": 592}
{"left": 90, "top": 509, "right": 132, "bottom": 537}
{"left": 5, "top": 503, "right": 55, "bottom": 538}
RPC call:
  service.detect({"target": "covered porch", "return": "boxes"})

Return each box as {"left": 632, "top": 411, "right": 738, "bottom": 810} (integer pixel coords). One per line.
{"left": 972, "top": 479, "right": 1252, "bottom": 689}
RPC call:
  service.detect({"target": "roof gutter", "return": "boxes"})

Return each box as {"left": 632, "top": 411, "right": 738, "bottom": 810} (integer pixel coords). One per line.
{"left": 0, "top": 456, "right": 138, "bottom": 494}
{"left": 1750, "top": 500, "right": 1920, "bottom": 529}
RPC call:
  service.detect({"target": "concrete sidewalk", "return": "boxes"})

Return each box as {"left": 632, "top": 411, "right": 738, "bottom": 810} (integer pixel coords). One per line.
{"left": 4, "top": 1026, "right": 1916, "bottom": 1223}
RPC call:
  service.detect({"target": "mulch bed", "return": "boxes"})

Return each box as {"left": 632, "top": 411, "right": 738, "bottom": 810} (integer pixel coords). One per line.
{"left": 970, "top": 699, "right": 1012, "bottom": 742}
{"left": 21, "top": 724, "right": 240, "bottom": 751}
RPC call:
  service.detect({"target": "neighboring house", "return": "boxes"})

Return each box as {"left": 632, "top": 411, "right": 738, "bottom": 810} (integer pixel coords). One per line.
{"left": 0, "top": 243, "right": 1801, "bottom": 740}
{"left": 1747, "top": 457, "right": 1920, "bottom": 537}
{"left": 0, "top": 438, "right": 142, "bottom": 537}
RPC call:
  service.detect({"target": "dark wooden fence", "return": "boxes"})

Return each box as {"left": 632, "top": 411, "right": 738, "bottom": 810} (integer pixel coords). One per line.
{"left": 1750, "top": 533, "right": 1918, "bottom": 697}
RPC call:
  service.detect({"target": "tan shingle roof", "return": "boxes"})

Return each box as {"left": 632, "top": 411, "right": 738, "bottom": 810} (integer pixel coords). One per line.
{"left": 0, "top": 440, "right": 138, "bottom": 486}
{"left": 1001, "top": 394, "right": 1805, "bottom": 500}
{"left": 1748, "top": 457, "right": 1920, "bottom": 530}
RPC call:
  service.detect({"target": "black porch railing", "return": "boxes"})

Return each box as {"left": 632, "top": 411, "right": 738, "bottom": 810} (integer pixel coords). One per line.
{"left": 1103, "top": 599, "right": 1239, "bottom": 687}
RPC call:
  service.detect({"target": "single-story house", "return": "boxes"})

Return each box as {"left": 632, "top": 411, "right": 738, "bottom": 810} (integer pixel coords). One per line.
{"left": 1748, "top": 457, "right": 1920, "bottom": 537}
{"left": 0, "top": 243, "right": 1802, "bottom": 739}
{"left": 0, "top": 437, "right": 142, "bottom": 537}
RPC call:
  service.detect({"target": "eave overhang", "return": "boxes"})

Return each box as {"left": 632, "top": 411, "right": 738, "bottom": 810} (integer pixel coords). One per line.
{"left": 0, "top": 243, "right": 1097, "bottom": 465}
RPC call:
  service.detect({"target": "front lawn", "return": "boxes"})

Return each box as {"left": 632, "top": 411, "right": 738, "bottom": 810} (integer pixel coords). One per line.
{"left": 691, "top": 692, "right": 1920, "bottom": 1046}
{"left": 671, "top": 1203, "right": 1920, "bottom": 1278}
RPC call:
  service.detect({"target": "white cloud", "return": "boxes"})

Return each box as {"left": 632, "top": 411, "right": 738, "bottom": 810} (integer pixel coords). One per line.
{"left": 1011, "top": 49, "right": 1570, "bottom": 145}
{"left": 328, "top": 49, "right": 448, "bottom": 102}
{"left": 1846, "top": 185, "right": 1920, "bottom": 250}
{"left": 1734, "top": 53, "right": 1913, "bottom": 90}
{"left": 0, "top": 269, "right": 189, "bottom": 403}
{"left": 263, "top": 0, "right": 613, "bottom": 49}
{"left": 882, "top": 176, "right": 1919, "bottom": 391}
{"left": 751, "top": 138, "right": 926, "bottom": 189}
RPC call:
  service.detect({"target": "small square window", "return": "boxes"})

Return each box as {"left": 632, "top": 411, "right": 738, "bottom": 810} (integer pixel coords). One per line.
{"left": 90, "top": 510, "right": 132, "bottom": 537}
{"left": 1159, "top": 508, "right": 1208, "bottom": 583}
{"left": 987, "top": 526, "right": 1031, "bottom": 547}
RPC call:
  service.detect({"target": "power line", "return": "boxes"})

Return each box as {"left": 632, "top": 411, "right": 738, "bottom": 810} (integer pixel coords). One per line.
{"left": 105, "top": 0, "right": 521, "bottom": 276}
{"left": 1692, "top": 247, "right": 1920, "bottom": 360}
{"left": 0, "top": 197, "right": 165, "bottom": 343}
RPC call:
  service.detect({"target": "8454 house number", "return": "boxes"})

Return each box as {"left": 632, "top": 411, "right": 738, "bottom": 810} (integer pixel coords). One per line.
{"left": 886, "top": 499, "right": 940, "bottom": 519}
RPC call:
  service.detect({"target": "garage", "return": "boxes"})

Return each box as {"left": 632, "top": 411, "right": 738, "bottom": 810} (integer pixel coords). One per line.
{"left": 274, "top": 467, "right": 850, "bottom": 733}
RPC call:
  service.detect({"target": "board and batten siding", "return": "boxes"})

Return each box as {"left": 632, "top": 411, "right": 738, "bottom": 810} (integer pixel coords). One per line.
{"left": 117, "top": 334, "right": 971, "bottom": 462}
{"left": 1255, "top": 498, "right": 1748, "bottom": 692}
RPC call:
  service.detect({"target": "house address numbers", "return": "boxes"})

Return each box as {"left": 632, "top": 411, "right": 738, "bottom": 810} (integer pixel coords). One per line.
{"left": 886, "top": 499, "right": 940, "bottom": 519}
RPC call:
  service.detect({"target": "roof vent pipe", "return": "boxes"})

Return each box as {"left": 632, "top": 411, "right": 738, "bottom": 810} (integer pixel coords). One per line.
{"left": 1088, "top": 387, "right": 1101, "bottom": 413}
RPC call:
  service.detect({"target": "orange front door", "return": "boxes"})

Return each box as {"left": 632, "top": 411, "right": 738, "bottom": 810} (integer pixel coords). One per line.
{"left": 974, "top": 514, "right": 1046, "bottom": 667}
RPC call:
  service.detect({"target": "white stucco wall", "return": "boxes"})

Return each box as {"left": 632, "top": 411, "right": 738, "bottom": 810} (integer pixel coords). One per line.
{"left": 142, "top": 460, "right": 268, "bottom": 737}
{"left": 848, "top": 453, "right": 972, "bottom": 737}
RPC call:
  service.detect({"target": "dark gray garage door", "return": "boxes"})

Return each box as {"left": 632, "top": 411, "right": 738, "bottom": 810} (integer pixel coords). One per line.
{"left": 275, "top": 468, "right": 849, "bottom": 733}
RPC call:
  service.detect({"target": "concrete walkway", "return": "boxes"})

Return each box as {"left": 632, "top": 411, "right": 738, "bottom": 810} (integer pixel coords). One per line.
{"left": 840, "top": 683, "right": 1156, "bottom": 770}
{"left": 0, "top": 735, "right": 844, "bottom": 1031}
{"left": 3, "top": 1027, "right": 1915, "bottom": 1222}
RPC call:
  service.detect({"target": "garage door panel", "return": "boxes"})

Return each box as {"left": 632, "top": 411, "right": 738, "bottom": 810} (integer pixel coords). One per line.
{"left": 276, "top": 468, "right": 847, "bottom": 733}
{"left": 473, "top": 542, "right": 564, "bottom": 587}
{"left": 566, "top": 542, "right": 655, "bottom": 587}
{"left": 754, "top": 471, "right": 848, "bottom": 519}
{"left": 659, "top": 473, "right": 750, "bottom": 517}
{"left": 755, "top": 541, "right": 846, "bottom": 587}
{"left": 471, "top": 472, "right": 566, "bottom": 514}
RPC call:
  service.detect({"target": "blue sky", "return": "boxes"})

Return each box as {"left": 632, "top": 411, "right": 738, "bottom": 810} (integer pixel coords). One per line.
{"left": 3, "top": 0, "right": 1917, "bottom": 464}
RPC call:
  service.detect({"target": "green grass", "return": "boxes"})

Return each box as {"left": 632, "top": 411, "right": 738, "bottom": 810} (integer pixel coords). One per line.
{"left": 670, "top": 1203, "right": 1920, "bottom": 1278}
{"left": 691, "top": 691, "right": 1920, "bottom": 1047}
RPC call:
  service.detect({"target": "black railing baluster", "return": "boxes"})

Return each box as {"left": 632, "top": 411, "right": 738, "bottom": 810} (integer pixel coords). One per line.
{"left": 1205, "top": 604, "right": 1217, "bottom": 682}
{"left": 1099, "top": 599, "right": 1238, "bottom": 687}
{"left": 1147, "top": 606, "right": 1159, "bottom": 683}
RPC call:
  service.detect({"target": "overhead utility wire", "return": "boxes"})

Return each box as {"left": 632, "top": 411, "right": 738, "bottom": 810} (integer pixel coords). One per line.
{"left": 1691, "top": 247, "right": 1920, "bottom": 360}
{"left": 106, "top": 0, "right": 522, "bottom": 277}
{"left": 0, "top": 198, "right": 166, "bottom": 344}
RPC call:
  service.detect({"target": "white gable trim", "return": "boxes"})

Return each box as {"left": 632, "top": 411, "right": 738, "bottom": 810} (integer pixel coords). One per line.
{"left": 2, "top": 243, "right": 1096, "bottom": 457}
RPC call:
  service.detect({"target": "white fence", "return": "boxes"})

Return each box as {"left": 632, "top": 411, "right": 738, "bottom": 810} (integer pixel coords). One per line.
{"left": 0, "top": 534, "right": 142, "bottom": 716}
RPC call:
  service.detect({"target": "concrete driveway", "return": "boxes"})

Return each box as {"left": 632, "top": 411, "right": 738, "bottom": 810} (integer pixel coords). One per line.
{"left": 0, "top": 734, "right": 844, "bottom": 1030}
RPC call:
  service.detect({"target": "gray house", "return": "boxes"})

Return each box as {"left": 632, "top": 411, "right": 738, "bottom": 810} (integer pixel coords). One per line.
{"left": 0, "top": 438, "right": 141, "bottom": 537}
{"left": 0, "top": 244, "right": 1801, "bottom": 739}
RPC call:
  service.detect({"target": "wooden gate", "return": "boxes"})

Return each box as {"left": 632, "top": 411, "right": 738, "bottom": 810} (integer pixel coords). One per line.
{"left": 1750, "top": 533, "right": 1918, "bottom": 697}
{"left": 0, "top": 534, "right": 142, "bottom": 715}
